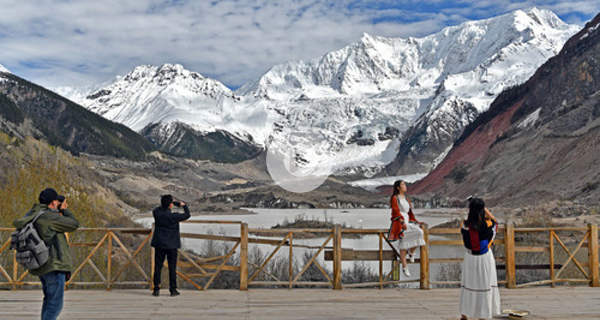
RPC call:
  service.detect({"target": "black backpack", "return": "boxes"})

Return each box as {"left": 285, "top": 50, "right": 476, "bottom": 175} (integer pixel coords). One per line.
{"left": 10, "top": 210, "right": 50, "bottom": 270}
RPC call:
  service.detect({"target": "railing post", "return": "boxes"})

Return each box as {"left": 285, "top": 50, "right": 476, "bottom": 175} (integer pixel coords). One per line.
{"left": 504, "top": 222, "right": 516, "bottom": 288}
{"left": 549, "top": 230, "right": 555, "bottom": 288}
{"left": 107, "top": 230, "right": 112, "bottom": 291}
{"left": 420, "top": 223, "right": 429, "bottom": 289}
{"left": 379, "top": 233, "right": 383, "bottom": 289}
{"left": 12, "top": 249, "right": 18, "bottom": 290}
{"left": 289, "top": 233, "right": 293, "bottom": 289}
{"left": 588, "top": 224, "right": 599, "bottom": 287}
{"left": 333, "top": 225, "right": 342, "bottom": 290}
{"left": 240, "top": 223, "right": 248, "bottom": 291}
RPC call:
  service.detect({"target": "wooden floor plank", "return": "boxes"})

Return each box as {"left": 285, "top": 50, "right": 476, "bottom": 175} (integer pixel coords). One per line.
{"left": 0, "top": 287, "right": 599, "bottom": 319}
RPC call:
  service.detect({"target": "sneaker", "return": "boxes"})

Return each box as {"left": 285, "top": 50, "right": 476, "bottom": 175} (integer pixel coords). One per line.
{"left": 170, "top": 289, "right": 180, "bottom": 297}
{"left": 408, "top": 253, "right": 415, "bottom": 263}
{"left": 403, "top": 267, "right": 411, "bottom": 277}
{"left": 152, "top": 289, "right": 160, "bottom": 297}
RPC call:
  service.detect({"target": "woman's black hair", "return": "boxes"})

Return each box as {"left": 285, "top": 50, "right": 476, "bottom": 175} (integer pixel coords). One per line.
{"left": 392, "top": 180, "right": 405, "bottom": 196}
{"left": 466, "top": 197, "right": 486, "bottom": 231}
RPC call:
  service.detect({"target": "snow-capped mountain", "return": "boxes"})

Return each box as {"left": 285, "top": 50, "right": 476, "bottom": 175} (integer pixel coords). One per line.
{"left": 237, "top": 8, "right": 579, "bottom": 175}
{"left": 410, "top": 11, "right": 600, "bottom": 206}
{"left": 385, "top": 8, "right": 580, "bottom": 175}
{"left": 60, "top": 64, "right": 272, "bottom": 161}
{"left": 0, "top": 63, "right": 10, "bottom": 74}
{"left": 58, "top": 8, "right": 580, "bottom": 174}
{"left": 77, "top": 64, "right": 266, "bottom": 136}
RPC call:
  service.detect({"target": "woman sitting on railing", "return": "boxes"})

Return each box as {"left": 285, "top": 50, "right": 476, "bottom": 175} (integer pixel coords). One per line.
{"left": 388, "top": 180, "right": 425, "bottom": 277}
{"left": 459, "top": 197, "right": 501, "bottom": 320}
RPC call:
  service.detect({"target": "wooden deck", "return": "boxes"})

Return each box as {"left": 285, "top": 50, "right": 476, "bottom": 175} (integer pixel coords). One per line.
{"left": 1, "top": 287, "right": 598, "bottom": 319}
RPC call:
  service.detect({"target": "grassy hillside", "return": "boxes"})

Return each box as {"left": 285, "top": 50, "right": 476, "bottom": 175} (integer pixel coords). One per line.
{"left": 0, "top": 132, "right": 134, "bottom": 228}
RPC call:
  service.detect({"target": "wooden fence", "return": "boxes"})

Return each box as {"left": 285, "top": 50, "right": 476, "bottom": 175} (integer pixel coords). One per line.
{"left": 1, "top": 222, "right": 598, "bottom": 290}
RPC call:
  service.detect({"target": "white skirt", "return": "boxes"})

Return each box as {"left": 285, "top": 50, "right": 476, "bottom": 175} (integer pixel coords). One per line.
{"left": 395, "top": 222, "right": 426, "bottom": 250}
{"left": 459, "top": 250, "right": 501, "bottom": 319}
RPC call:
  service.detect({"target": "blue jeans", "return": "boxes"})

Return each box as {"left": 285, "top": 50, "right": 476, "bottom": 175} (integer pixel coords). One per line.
{"left": 39, "top": 271, "right": 66, "bottom": 320}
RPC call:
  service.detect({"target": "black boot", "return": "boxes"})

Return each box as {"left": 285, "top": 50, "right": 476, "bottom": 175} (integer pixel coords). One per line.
{"left": 152, "top": 288, "right": 160, "bottom": 297}
{"left": 170, "top": 289, "right": 180, "bottom": 296}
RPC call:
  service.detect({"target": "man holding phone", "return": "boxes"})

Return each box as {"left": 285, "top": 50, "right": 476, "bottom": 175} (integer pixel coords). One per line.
{"left": 150, "top": 194, "right": 190, "bottom": 296}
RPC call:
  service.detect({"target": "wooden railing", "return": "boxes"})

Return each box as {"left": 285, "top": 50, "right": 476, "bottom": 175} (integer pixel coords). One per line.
{"left": 1, "top": 223, "right": 598, "bottom": 290}
{"left": 507, "top": 224, "right": 600, "bottom": 288}
{"left": 0, "top": 228, "right": 153, "bottom": 290}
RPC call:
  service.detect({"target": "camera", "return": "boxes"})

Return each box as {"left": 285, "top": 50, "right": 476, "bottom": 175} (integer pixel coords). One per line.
{"left": 173, "top": 201, "right": 181, "bottom": 207}
{"left": 57, "top": 195, "right": 66, "bottom": 210}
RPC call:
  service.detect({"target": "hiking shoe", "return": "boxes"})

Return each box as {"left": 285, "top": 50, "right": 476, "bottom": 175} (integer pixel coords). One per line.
{"left": 403, "top": 267, "right": 411, "bottom": 277}
{"left": 152, "top": 289, "right": 160, "bottom": 297}
{"left": 170, "top": 290, "right": 180, "bottom": 297}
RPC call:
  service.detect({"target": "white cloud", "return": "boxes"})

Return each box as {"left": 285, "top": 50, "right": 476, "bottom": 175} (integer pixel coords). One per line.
{"left": 0, "top": 0, "right": 595, "bottom": 88}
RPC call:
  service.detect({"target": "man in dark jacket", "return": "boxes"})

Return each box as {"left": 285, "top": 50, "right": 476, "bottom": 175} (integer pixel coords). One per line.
{"left": 13, "top": 188, "right": 79, "bottom": 320}
{"left": 151, "top": 194, "right": 190, "bottom": 296}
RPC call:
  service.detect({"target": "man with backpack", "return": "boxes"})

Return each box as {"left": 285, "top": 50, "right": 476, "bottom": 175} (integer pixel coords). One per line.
{"left": 13, "top": 188, "right": 79, "bottom": 320}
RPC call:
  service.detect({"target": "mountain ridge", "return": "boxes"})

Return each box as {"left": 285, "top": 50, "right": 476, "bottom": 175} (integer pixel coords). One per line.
{"left": 0, "top": 72, "right": 155, "bottom": 159}
{"left": 409, "top": 12, "right": 600, "bottom": 206}
{"left": 55, "top": 8, "right": 580, "bottom": 174}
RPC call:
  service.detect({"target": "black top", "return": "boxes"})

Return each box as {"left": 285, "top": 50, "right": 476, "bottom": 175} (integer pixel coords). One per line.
{"left": 150, "top": 205, "right": 191, "bottom": 250}
{"left": 460, "top": 219, "right": 497, "bottom": 255}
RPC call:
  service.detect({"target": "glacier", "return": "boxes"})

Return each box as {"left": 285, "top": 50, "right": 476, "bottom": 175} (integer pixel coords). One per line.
{"left": 54, "top": 8, "right": 580, "bottom": 177}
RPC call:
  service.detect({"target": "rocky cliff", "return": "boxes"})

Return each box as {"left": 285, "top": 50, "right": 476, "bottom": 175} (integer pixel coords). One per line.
{"left": 410, "top": 13, "right": 600, "bottom": 207}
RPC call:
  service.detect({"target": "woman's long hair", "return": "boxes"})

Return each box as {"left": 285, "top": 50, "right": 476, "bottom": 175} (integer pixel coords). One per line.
{"left": 392, "top": 180, "right": 404, "bottom": 196}
{"left": 466, "top": 197, "right": 486, "bottom": 231}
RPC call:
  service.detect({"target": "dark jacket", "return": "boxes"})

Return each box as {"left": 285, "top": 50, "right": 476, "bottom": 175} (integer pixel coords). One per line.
{"left": 13, "top": 204, "right": 80, "bottom": 276}
{"left": 151, "top": 205, "right": 190, "bottom": 250}
{"left": 461, "top": 218, "right": 497, "bottom": 255}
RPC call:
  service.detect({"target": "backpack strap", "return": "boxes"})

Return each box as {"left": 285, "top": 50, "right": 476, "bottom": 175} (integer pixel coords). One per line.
{"left": 29, "top": 209, "right": 47, "bottom": 225}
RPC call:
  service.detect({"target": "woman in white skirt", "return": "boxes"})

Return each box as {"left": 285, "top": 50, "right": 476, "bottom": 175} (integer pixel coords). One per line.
{"left": 388, "top": 180, "right": 425, "bottom": 277}
{"left": 459, "top": 198, "right": 501, "bottom": 320}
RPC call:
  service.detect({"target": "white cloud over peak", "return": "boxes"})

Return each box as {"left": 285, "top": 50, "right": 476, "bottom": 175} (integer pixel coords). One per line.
{"left": 0, "top": 0, "right": 596, "bottom": 88}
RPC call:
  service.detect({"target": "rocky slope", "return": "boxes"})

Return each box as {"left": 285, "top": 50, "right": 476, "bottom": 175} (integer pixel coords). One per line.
{"left": 141, "top": 121, "right": 262, "bottom": 163}
{"left": 0, "top": 72, "right": 155, "bottom": 159}
{"left": 409, "top": 13, "right": 600, "bottom": 207}
{"left": 85, "top": 151, "right": 389, "bottom": 215}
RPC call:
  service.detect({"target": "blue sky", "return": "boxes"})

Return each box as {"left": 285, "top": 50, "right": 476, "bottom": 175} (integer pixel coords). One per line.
{"left": 0, "top": 0, "right": 597, "bottom": 89}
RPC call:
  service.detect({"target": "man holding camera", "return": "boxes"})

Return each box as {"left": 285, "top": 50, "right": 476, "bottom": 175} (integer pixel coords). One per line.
{"left": 151, "top": 195, "right": 190, "bottom": 297}
{"left": 13, "top": 188, "right": 79, "bottom": 320}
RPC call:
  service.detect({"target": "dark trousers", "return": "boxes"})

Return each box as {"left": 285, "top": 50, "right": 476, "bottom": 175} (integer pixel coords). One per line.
{"left": 153, "top": 248, "right": 178, "bottom": 291}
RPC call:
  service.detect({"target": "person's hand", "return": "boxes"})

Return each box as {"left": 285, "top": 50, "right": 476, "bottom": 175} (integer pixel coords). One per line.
{"left": 179, "top": 201, "right": 186, "bottom": 207}
{"left": 403, "top": 222, "right": 408, "bottom": 229}
{"left": 484, "top": 207, "right": 495, "bottom": 220}
{"left": 61, "top": 199, "right": 69, "bottom": 210}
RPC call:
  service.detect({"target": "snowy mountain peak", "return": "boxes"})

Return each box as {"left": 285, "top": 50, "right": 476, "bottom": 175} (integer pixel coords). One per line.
{"left": 117, "top": 63, "right": 228, "bottom": 93}
{"left": 237, "top": 8, "right": 577, "bottom": 101}
{"left": 58, "top": 9, "right": 580, "bottom": 175}
{"left": 74, "top": 63, "right": 247, "bottom": 133}
{"left": 0, "top": 63, "right": 10, "bottom": 74}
